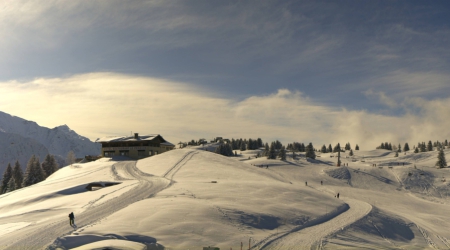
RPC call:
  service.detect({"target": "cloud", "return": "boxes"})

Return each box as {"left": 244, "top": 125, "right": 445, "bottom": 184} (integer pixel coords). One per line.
{"left": 364, "top": 89, "right": 397, "bottom": 108}
{"left": 1, "top": 73, "right": 449, "bottom": 150}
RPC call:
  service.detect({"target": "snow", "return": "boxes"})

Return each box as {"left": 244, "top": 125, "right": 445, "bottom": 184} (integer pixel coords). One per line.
{"left": 1, "top": 146, "right": 450, "bottom": 249}
{"left": 0, "top": 111, "right": 100, "bottom": 174}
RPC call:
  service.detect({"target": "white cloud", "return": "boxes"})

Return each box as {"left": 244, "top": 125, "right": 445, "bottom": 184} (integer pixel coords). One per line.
{"left": 1, "top": 73, "right": 449, "bottom": 150}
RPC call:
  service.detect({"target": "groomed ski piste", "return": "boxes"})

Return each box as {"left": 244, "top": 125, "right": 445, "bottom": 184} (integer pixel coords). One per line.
{"left": 1, "top": 145, "right": 450, "bottom": 249}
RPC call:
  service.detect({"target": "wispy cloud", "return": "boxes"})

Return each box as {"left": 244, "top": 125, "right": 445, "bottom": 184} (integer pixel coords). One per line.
{"left": 1, "top": 73, "right": 449, "bottom": 150}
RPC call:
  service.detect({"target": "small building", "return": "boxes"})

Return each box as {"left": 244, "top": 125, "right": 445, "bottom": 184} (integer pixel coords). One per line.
{"left": 95, "top": 133, "right": 175, "bottom": 159}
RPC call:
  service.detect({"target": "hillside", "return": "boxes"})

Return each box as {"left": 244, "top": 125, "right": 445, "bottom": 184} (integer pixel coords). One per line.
{"left": 0, "top": 147, "right": 450, "bottom": 249}
{"left": 0, "top": 111, "right": 100, "bottom": 173}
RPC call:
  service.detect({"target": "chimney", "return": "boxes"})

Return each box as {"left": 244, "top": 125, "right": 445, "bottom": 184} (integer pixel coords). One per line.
{"left": 134, "top": 133, "right": 139, "bottom": 139}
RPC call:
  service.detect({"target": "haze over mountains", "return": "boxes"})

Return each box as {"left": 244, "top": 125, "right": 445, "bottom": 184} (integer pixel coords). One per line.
{"left": 0, "top": 111, "right": 100, "bottom": 174}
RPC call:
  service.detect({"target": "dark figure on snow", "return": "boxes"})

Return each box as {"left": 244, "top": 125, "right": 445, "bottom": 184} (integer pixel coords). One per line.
{"left": 305, "top": 181, "right": 307, "bottom": 186}
{"left": 337, "top": 193, "right": 340, "bottom": 199}
{"left": 321, "top": 180, "right": 323, "bottom": 185}
{"left": 69, "top": 212, "right": 75, "bottom": 227}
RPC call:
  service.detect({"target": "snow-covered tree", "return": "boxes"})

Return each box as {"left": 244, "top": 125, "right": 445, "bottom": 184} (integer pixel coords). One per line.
{"left": 1, "top": 163, "right": 13, "bottom": 194}
{"left": 267, "top": 142, "right": 277, "bottom": 159}
{"left": 12, "top": 161, "right": 23, "bottom": 189}
{"left": 436, "top": 149, "right": 447, "bottom": 169}
{"left": 66, "top": 151, "right": 76, "bottom": 166}
{"left": 305, "top": 143, "right": 316, "bottom": 159}
{"left": 279, "top": 146, "right": 286, "bottom": 161}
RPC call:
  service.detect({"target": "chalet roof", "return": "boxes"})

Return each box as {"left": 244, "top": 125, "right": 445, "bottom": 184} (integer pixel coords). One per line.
{"left": 95, "top": 134, "right": 172, "bottom": 145}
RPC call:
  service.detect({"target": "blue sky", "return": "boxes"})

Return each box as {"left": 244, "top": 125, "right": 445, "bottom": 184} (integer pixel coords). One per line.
{"left": 1, "top": 1, "right": 450, "bottom": 148}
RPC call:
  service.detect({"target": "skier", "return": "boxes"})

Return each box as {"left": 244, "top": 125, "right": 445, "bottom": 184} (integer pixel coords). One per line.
{"left": 321, "top": 180, "right": 323, "bottom": 185}
{"left": 337, "top": 193, "right": 340, "bottom": 199}
{"left": 69, "top": 212, "right": 75, "bottom": 227}
{"left": 305, "top": 181, "right": 307, "bottom": 186}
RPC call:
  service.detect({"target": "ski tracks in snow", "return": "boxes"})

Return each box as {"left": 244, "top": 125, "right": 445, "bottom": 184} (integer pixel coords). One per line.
{"left": 2, "top": 152, "right": 198, "bottom": 250}
{"left": 255, "top": 183, "right": 372, "bottom": 250}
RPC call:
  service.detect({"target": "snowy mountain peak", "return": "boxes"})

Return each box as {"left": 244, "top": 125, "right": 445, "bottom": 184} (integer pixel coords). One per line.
{"left": 0, "top": 111, "right": 100, "bottom": 174}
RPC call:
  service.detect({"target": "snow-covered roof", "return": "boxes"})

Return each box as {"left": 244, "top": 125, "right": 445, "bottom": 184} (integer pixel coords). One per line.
{"left": 95, "top": 134, "right": 169, "bottom": 143}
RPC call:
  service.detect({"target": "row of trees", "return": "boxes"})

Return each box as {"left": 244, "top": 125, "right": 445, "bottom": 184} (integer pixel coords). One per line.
{"left": 0, "top": 154, "right": 59, "bottom": 194}
{"left": 378, "top": 140, "right": 448, "bottom": 153}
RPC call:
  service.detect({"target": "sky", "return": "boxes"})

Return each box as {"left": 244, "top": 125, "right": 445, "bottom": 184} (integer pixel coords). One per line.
{"left": 1, "top": 0, "right": 450, "bottom": 149}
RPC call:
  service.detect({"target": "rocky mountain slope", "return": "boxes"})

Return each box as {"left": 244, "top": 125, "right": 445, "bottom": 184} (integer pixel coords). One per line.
{"left": 0, "top": 111, "right": 100, "bottom": 174}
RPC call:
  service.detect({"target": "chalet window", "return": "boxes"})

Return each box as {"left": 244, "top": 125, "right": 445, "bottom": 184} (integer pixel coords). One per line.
{"left": 119, "top": 150, "right": 129, "bottom": 156}
{"left": 104, "top": 151, "right": 115, "bottom": 157}
{"left": 138, "top": 150, "right": 146, "bottom": 156}
{"left": 149, "top": 150, "right": 153, "bottom": 156}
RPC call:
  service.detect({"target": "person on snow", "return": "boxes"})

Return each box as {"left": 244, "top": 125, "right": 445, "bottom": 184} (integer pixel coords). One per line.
{"left": 337, "top": 193, "right": 340, "bottom": 199}
{"left": 69, "top": 212, "right": 75, "bottom": 227}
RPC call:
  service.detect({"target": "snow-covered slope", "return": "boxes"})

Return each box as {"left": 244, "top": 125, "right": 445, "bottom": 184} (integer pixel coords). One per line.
{"left": 0, "top": 111, "right": 100, "bottom": 173}
{"left": 1, "top": 147, "right": 450, "bottom": 249}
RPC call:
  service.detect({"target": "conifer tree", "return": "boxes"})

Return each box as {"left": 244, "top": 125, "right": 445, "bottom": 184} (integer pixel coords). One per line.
{"left": 240, "top": 141, "right": 247, "bottom": 151}
{"left": 12, "top": 161, "right": 23, "bottom": 189}
{"left": 6, "top": 176, "right": 16, "bottom": 193}
{"left": 305, "top": 143, "right": 316, "bottom": 159}
{"left": 355, "top": 144, "right": 359, "bottom": 150}
{"left": 22, "top": 155, "right": 45, "bottom": 187}
{"left": 66, "top": 151, "right": 76, "bottom": 166}
{"left": 267, "top": 142, "right": 277, "bottom": 159}
{"left": 321, "top": 145, "right": 327, "bottom": 153}
{"left": 436, "top": 149, "right": 447, "bottom": 169}
{"left": 42, "top": 154, "right": 53, "bottom": 178}
{"left": 1, "top": 163, "right": 13, "bottom": 194}
{"left": 427, "top": 141, "right": 433, "bottom": 151}
{"left": 414, "top": 147, "right": 419, "bottom": 153}
{"left": 380, "top": 143, "right": 385, "bottom": 149}
{"left": 404, "top": 143, "right": 410, "bottom": 152}
{"left": 51, "top": 155, "right": 59, "bottom": 174}
{"left": 279, "top": 146, "right": 286, "bottom": 161}
{"left": 398, "top": 144, "right": 402, "bottom": 152}
{"left": 349, "top": 149, "right": 354, "bottom": 156}
{"left": 445, "top": 140, "right": 448, "bottom": 147}
{"left": 264, "top": 143, "right": 270, "bottom": 156}
{"left": 395, "top": 151, "right": 399, "bottom": 157}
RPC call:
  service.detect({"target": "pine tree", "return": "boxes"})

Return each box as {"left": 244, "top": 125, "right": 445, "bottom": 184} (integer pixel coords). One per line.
{"left": 321, "top": 145, "right": 327, "bottom": 153}
{"left": 349, "top": 149, "right": 354, "bottom": 156}
{"left": 279, "top": 146, "right": 286, "bottom": 161}
{"left": 240, "top": 141, "right": 246, "bottom": 151}
{"left": 436, "top": 149, "right": 447, "bottom": 169}
{"left": 22, "top": 155, "right": 36, "bottom": 187}
{"left": 398, "top": 144, "right": 402, "bottom": 152}
{"left": 355, "top": 144, "right": 359, "bottom": 150}
{"left": 305, "top": 143, "right": 316, "bottom": 159}
{"left": 66, "top": 151, "right": 76, "bottom": 166}
{"left": 1, "top": 163, "right": 13, "bottom": 194}
{"left": 414, "top": 147, "right": 419, "bottom": 153}
{"left": 12, "top": 161, "right": 23, "bottom": 189}
{"left": 6, "top": 176, "right": 16, "bottom": 193}
{"left": 41, "top": 154, "right": 53, "bottom": 178}
{"left": 264, "top": 143, "right": 270, "bottom": 156}
{"left": 380, "top": 143, "right": 385, "bottom": 149}
{"left": 427, "top": 141, "right": 433, "bottom": 151}
{"left": 51, "top": 155, "right": 59, "bottom": 174}
{"left": 395, "top": 151, "right": 399, "bottom": 157}
{"left": 404, "top": 143, "right": 410, "bottom": 152}
{"left": 445, "top": 139, "right": 448, "bottom": 147}
{"left": 34, "top": 158, "right": 45, "bottom": 183}
{"left": 267, "top": 142, "right": 277, "bottom": 159}
{"left": 328, "top": 144, "right": 333, "bottom": 153}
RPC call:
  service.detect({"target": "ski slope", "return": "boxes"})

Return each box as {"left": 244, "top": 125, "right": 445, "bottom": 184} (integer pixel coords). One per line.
{"left": 0, "top": 147, "right": 449, "bottom": 249}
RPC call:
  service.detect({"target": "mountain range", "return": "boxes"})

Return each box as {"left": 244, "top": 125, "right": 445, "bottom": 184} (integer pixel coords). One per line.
{"left": 0, "top": 111, "right": 100, "bottom": 174}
